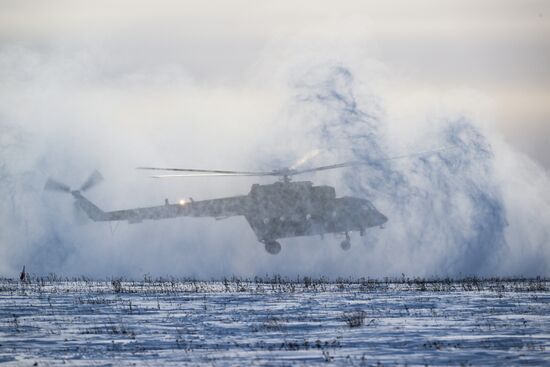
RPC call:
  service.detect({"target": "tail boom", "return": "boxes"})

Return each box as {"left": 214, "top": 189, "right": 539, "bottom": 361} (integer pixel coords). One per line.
{"left": 71, "top": 192, "right": 249, "bottom": 223}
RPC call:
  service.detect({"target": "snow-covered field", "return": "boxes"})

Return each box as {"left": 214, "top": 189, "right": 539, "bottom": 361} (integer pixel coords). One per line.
{"left": 0, "top": 277, "right": 548, "bottom": 366}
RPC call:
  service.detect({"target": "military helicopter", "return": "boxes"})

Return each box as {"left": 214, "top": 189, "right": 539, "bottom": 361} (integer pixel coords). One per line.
{"left": 44, "top": 150, "right": 444, "bottom": 254}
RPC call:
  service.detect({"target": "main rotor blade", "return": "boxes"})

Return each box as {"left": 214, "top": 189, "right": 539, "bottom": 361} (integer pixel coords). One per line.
{"left": 291, "top": 147, "right": 454, "bottom": 176}
{"left": 139, "top": 147, "right": 454, "bottom": 179}
{"left": 80, "top": 170, "right": 104, "bottom": 192}
{"left": 137, "top": 167, "right": 273, "bottom": 175}
{"left": 150, "top": 173, "right": 271, "bottom": 178}
{"left": 44, "top": 178, "right": 71, "bottom": 193}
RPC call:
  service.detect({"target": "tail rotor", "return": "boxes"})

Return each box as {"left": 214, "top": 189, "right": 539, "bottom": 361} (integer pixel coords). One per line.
{"left": 44, "top": 170, "right": 103, "bottom": 194}
{"left": 44, "top": 178, "right": 71, "bottom": 193}
{"left": 44, "top": 170, "right": 104, "bottom": 223}
{"left": 79, "top": 170, "right": 103, "bottom": 192}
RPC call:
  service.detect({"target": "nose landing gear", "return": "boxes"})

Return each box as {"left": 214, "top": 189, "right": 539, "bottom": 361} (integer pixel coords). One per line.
{"left": 340, "top": 232, "right": 351, "bottom": 251}
{"left": 262, "top": 239, "right": 282, "bottom": 255}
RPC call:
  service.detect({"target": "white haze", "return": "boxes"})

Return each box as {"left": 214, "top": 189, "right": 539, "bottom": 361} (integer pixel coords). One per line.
{"left": 0, "top": 20, "right": 549, "bottom": 279}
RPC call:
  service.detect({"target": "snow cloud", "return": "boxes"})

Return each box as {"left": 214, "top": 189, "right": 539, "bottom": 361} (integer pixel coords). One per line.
{"left": 0, "top": 7, "right": 548, "bottom": 279}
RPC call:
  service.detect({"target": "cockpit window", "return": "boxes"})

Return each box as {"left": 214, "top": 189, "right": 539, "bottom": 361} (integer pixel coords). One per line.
{"left": 363, "top": 201, "right": 375, "bottom": 210}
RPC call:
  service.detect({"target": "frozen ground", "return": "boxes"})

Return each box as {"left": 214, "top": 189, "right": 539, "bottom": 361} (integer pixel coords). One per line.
{"left": 0, "top": 277, "right": 548, "bottom": 366}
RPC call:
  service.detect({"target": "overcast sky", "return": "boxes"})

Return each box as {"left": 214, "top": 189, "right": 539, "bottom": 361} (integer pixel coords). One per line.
{"left": 1, "top": 0, "right": 548, "bottom": 168}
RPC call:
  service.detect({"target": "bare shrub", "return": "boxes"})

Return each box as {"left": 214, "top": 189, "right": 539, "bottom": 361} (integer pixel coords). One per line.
{"left": 111, "top": 278, "right": 123, "bottom": 293}
{"left": 343, "top": 310, "right": 366, "bottom": 328}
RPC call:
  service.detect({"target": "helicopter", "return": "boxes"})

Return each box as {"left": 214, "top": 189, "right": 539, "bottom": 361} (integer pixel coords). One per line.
{"left": 44, "top": 150, "right": 445, "bottom": 255}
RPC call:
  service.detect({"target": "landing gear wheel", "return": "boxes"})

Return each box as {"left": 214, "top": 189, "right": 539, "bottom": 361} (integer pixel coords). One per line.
{"left": 340, "top": 232, "right": 351, "bottom": 250}
{"left": 264, "top": 240, "right": 282, "bottom": 255}
{"left": 340, "top": 239, "right": 351, "bottom": 251}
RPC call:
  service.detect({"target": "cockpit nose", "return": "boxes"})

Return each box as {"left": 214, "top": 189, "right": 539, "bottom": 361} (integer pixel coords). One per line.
{"left": 373, "top": 210, "right": 388, "bottom": 226}
{"left": 377, "top": 211, "right": 388, "bottom": 226}
{"left": 362, "top": 200, "right": 388, "bottom": 227}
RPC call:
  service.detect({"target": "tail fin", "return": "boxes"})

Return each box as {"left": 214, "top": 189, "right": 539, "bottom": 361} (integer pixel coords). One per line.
{"left": 71, "top": 191, "right": 108, "bottom": 221}
{"left": 44, "top": 171, "right": 109, "bottom": 222}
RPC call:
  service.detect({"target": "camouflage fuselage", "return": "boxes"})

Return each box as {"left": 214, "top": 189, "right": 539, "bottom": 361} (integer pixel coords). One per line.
{"left": 73, "top": 181, "right": 387, "bottom": 241}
